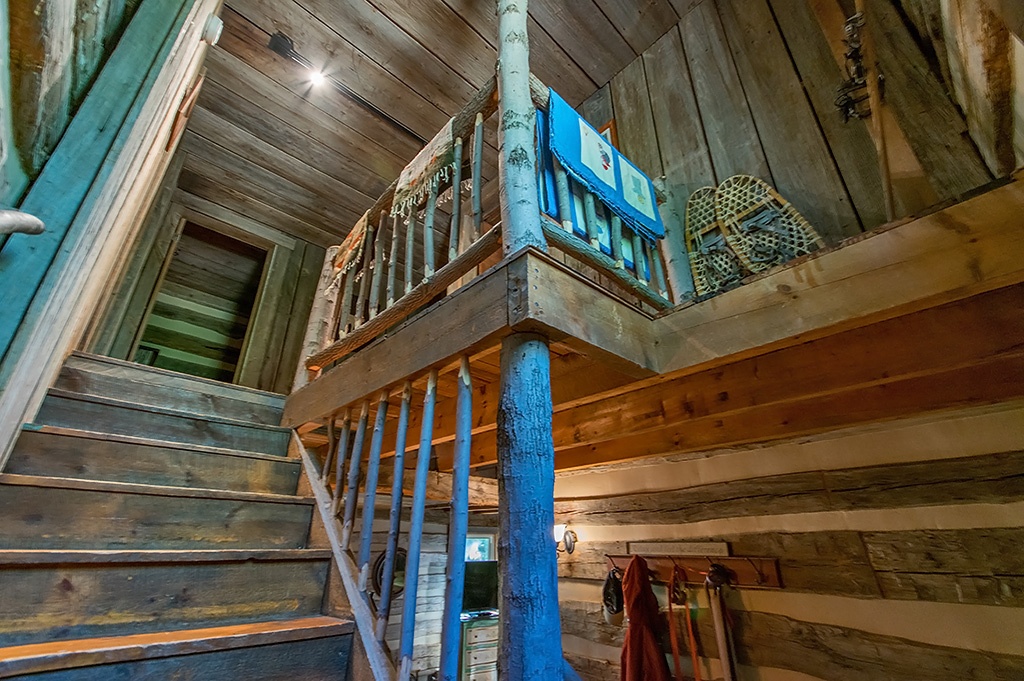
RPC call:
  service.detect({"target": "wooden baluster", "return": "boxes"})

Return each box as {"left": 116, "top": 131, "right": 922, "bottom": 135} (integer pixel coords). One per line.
{"left": 354, "top": 221, "right": 374, "bottom": 328}
{"left": 375, "top": 380, "right": 413, "bottom": 642}
{"left": 632, "top": 230, "right": 649, "bottom": 285}
{"left": 336, "top": 270, "right": 356, "bottom": 337}
{"left": 330, "top": 408, "right": 352, "bottom": 516}
{"left": 438, "top": 357, "right": 473, "bottom": 681}
{"left": 448, "top": 137, "right": 464, "bottom": 262}
{"left": 397, "top": 370, "right": 438, "bottom": 681}
{"left": 405, "top": 210, "right": 417, "bottom": 295}
{"left": 358, "top": 389, "right": 391, "bottom": 593}
{"left": 471, "top": 113, "right": 484, "bottom": 240}
{"left": 321, "top": 414, "right": 337, "bottom": 484}
{"left": 552, "top": 158, "right": 573, "bottom": 233}
{"left": 340, "top": 400, "right": 371, "bottom": 551}
{"left": 423, "top": 183, "right": 438, "bottom": 279}
{"left": 369, "top": 212, "right": 386, "bottom": 318}
{"left": 386, "top": 214, "right": 400, "bottom": 308}
{"left": 648, "top": 240, "right": 669, "bottom": 299}
{"left": 582, "top": 192, "right": 600, "bottom": 249}
{"left": 610, "top": 214, "right": 624, "bottom": 269}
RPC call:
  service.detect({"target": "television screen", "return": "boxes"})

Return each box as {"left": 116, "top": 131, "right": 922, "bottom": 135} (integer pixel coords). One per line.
{"left": 462, "top": 560, "right": 499, "bottom": 613}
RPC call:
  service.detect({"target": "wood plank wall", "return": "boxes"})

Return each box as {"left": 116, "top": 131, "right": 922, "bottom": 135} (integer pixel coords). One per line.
{"left": 553, "top": 401, "right": 1024, "bottom": 680}
{"left": 2, "top": 0, "right": 142, "bottom": 206}
{"left": 588, "top": 0, "right": 1024, "bottom": 256}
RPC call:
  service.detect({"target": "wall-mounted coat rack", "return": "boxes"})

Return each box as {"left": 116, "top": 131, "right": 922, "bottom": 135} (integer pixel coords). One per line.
{"left": 605, "top": 554, "right": 783, "bottom": 589}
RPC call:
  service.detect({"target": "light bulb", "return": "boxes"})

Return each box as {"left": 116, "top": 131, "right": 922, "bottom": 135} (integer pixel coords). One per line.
{"left": 553, "top": 524, "right": 566, "bottom": 543}
{"left": 310, "top": 70, "right": 325, "bottom": 87}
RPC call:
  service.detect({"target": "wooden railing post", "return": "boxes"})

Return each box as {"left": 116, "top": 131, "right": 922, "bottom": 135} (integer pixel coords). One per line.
{"left": 376, "top": 380, "right": 412, "bottom": 641}
{"left": 358, "top": 389, "right": 391, "bottom": 592}
{"left": 341, "top": 400, "right": 371, "bottom": 551}
{"left": 330, "top": 408, "right": 352, "bottom": 516}
{"left": 497, "top": 0, "right": 544, "bottom": 255}
{"left": 438, "top": 357, "right": 473, "bottom": 681}
{"left": 398, "top": 370, "right": 438, "bottom": 681}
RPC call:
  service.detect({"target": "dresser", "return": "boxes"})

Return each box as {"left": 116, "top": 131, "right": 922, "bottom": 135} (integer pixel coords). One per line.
{"left": 460, "top": 616, "right": 498, "bottom": 680}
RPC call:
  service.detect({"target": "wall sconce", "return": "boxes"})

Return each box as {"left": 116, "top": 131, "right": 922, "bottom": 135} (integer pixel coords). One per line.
{"left": 554, "top": 524, "right": 577, "bottom": 554}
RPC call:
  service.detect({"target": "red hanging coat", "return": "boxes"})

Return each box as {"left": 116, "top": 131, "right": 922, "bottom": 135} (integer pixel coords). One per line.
{"left": 621, "top": 556, "right": 672, "bottom": 681}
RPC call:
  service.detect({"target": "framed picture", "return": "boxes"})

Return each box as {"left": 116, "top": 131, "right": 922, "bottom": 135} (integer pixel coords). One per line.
{"left": 598, "top": 119, "right": 618, "bottom": 149}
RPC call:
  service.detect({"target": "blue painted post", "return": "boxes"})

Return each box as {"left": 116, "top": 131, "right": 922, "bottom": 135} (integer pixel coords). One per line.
{"left": 358, "top": 389, "right": 391, "bottom": 592}
{"left": 472, "top": 113, "right": 484, "bottom": 240}
{"left": 552, "top": 159, "right": 573, "bottom": 233}
{"left": 610, "top": 214, "right": 624, "bottom": 268}
{"left": 386, "top": 214, "right": 400, "bottom": 308}
{"left": 423, "top": 183, "right": 438, "bottom": 278}
{"left": 398, "top": 370, "right": 438, "bottom": 681}
{"left": 497, "top": 333, "right": 563, "bottom": 681}
{"left": 583, "top": 192, "right": 601, "bottom": 249}
{"left": 448, "top": 136, "right": 463, "bottom": 262}
{"left": 376, "top": 380, "right": 413, "bottom": 642}
{"left": 331, "top": 408, "right": 352, "bottom": 516}
{"left": 369, "top": 212, "right": 386, "bottom": 318}
{"left": 341, "top": 400, "right": 371, "bottom": 551}
{"left": 438, "top": 356, "right": 473, "bottom": 681}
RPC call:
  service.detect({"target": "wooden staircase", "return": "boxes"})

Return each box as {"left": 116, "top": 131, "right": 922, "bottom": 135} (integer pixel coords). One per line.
{"left": 0, "top": 352, "right": 353, "bottom": 679}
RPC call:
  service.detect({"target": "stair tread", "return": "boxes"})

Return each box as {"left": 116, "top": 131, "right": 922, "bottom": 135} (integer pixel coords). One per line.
{"left": 44, "top": 388, "right": 290, "bottom": 433}
{"left": 0, "top": 616, "right": 353, "bottom": 678}
{"left": 0, "top": 548, "right": 332, "bottom": 565}
{"left": 67, "top": 351, "right": 287, "bottom": 402}
{"left": 17, "top": 424, "right": 300, "bottom": 465}
{"left": 0, "top": 473, "right": 314, "bottom": 506}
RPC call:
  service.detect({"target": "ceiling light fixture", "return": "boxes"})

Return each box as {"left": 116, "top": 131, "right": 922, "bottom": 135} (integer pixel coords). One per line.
{"left": 309, "top": 69, "right": 326, "bottom": 87}
{"left": 554, "top": 524, "right": 577, "bottom": 555}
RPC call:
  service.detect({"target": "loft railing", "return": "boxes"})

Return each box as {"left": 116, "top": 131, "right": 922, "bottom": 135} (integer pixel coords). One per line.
{"left": 296, "top": 74, "right": 677, "bottom": 388}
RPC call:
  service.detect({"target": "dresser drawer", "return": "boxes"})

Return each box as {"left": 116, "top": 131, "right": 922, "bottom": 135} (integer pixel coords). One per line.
{"left": 466, "top": 669, "right": 497, "bottom": 681}
{"left": 466, "top": 624, "right": 499, "bottom": 645}
{"left": 465, "top": 646, "right": 498, "bottom": 667}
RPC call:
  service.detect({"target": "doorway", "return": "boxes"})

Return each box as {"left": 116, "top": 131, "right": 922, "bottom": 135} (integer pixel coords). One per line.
{"left": 133, "top": 222, "right": 266, "bottom": 382}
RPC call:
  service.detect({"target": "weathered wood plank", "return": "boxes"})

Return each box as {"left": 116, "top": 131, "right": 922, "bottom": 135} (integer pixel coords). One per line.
{"left": 609, "top": 56, "right": 663, "bottom": 178}
{"left": 591, "top": 0, "right": 680, "bottom": 53}
{"left": 529, "top": 0, "right": 637, "bottom": 85}
{"left": 718, "top": 0, "right": 860, "bottom": 240}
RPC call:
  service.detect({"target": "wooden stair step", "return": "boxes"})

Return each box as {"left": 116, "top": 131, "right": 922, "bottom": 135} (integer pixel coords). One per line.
{"left": 0, "top": 616, "right": 353, "bottom": 679}
{"left": 8, "top": 425, "right": 301, "bottom": 495}
{"left": 0, "top": 549, "right": 333, "bottom": 648}
{"left": 0, "top": 473, "right": 315, "bottom": 550}
{"left": 58, "top": 351, "right": 286, "bottom": 426}
{"left": 35, "top": 389, "right": 292, "bottom": 456}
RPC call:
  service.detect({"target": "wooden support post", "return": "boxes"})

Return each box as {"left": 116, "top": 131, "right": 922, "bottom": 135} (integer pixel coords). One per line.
{"left": 497, "top": 333, "right": 563, "bottom": 680}
{"left": 369, "top": 212, "right": 386, "bottom": 318}
{"left": 386, "top": 215, "right": 400, "bottom": 308}
{"left": 376, "top": 380, "right": 412, "bottom": 642}
{"left": 497, "top": 0, "right": 544, "bottom": 254}
{"left": 336, "top": 270, "right": 355, "bottom": 338}
{"left": 438, "top": 357, "right": 473, "bottom": 681}
{"left": 472, "top": 113, "right": 484, "bottom": 240}
{"left": 293, "top": 245, "right": 340, "bottom": 391}
{"left": 448, "top": 137, "right": 464, "bottom": 262}
{"left": 358, "top": 390, "right": 391, "bottom": 592}
{"left": 404, "top": 210, "right": 416, "bottom": 295}
{"left": 647, "top": 240, "right": 668, "bottom": 299}
{"left": 354, "top": 224, "right": 373, "bottom": 329}
{"left": 424, "top": 184, "right": 438, "bottom": 278}
{"left": 632, "top": 231, "right": 649, "bottom": 285}
{"left": 610, "top": 215, "right": 624, "bottom": 269}
{"left": 331, "top": 408, "right": 352, "bottom": 516}
{"left": 398, "top": 370, "right": 438, "bottom": 681}
{"left": 341, "top": 400, "right": 371, "bottom": 551}
{"left": 321, "top": 415, "right": 337, "bottom": 483}
{"left": 582, "top": 192, "right": 601, "bottom": 249}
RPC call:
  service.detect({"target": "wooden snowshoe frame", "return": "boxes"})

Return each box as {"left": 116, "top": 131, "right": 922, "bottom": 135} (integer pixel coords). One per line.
{"left": 684, "top": 186, "right": 747, "bottom": 296}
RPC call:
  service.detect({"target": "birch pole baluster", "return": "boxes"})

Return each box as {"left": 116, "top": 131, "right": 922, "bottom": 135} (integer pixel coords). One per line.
{"left": 423, "top": 184, "right": 438, "bottom": 279}
{"left": 404, "top": 211, "right": 416, "bottom": 295}
{"left": 386, "top": 215, "right": 400, "bottom": 308}
{"left": 582, "top": 192, "right": 601, "bottom": 248}
{"left": 368, "top": 212, "right": 387, "bottom": 319}
{"left": 336, "top": 270, "right": 356, "bottom": 338}
{"left": 375, "top": 380, "right": 413, "bottom": 642}
{"left": 448, "top": 137, "right": 464, "bottom": 262}
{"left": 438, "top": 357, "right": 473, "bottom": 681}
{"left": 632, "top": 231, "right": 649, "bottom": 285}
{"left": 293, "top": 245, "right": 339, "bottom": 390}
{"left": 331, "top": 408, "right": 352, "bottom": 516}
{"left": 610, "top": 214, "right": 624, "bottom": 268}
{"left": 341, "top": 400, "right": 371, "bottom": 550}
{"left": 354, "top": 222, "right": 374, "bottom": 329}
{"left": 321, "top": 415, "right": 337, "bottom": 483}
{"left": 397, "top": 370, "right": 438, "bottom": 681}
{"left": 358, "top": 390, "right": 391, "bottom": 593}
{"left": 648, "top": 240, "right": 669, "bottom": 299}
{"left": 552, "top": 159, "right": 573, "bottom": 232}
{"left": 472, "top": 113, "right": 484, "bottom": 240}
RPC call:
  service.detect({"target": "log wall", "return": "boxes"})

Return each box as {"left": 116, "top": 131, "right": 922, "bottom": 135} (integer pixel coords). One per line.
{"left": 554, "top": 402, "right": 1024, "bottom": 680}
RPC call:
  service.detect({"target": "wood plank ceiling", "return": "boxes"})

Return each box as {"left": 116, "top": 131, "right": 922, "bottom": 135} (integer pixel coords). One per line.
{"left": 176, "top": 0, "right": 682, "bottom": 248}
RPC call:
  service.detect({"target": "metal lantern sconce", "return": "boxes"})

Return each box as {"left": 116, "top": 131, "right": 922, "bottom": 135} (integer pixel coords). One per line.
{"left": 554, "top": 524, "right": 577, "bottom": 554}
